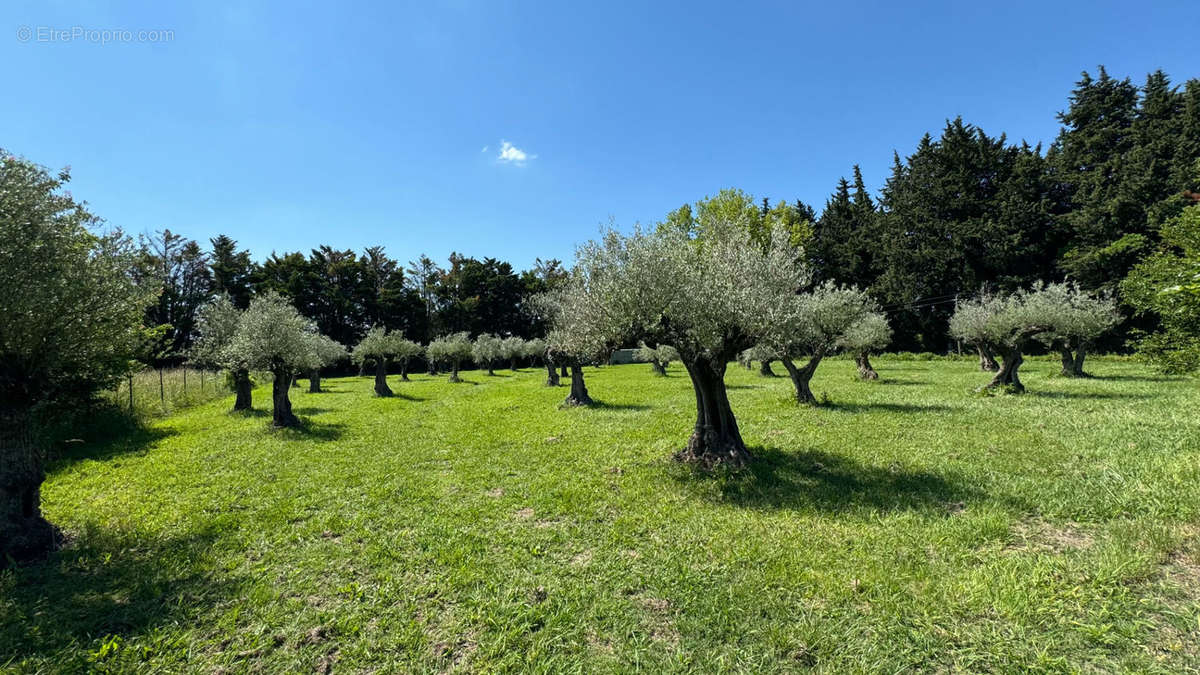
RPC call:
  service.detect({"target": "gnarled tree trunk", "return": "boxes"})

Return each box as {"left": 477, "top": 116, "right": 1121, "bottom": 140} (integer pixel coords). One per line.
{"left": 428, "top": 360, "right": 437, "bottom": 376}
{"left": 977, "top": 345, "right": 1000, "bottom": 372}
{"left": 1059, "top": 343, "right": 1090, "bottom": 378}
{"left": 560, "top": 364, "right": 569, "bottom": 378}
{"left": 544, "top": 360, "right": 560, "bottom": 387}
{"left": 856, "top": 352, "right": 878, "bottom": 380}
{"left": 449, "top": 361, "right": 462, "bottom": 383}
{"left": 272, "top": 368, "right": 300, "bottom": 427}
{"left": 374, "top": 358, "right": 393, "bottom": 397}
{"left": 399, "top": 359, "right": 410, "bottom": 381}
{"left": 233, "top": 368, "right": 252, "bottom": 411}
{"left": 510, "top": 357, "right": 519, "bottom": 371}
{"left": 759, "top": 360, "right": 776, "bottom": 377}
{"left": 565, "top": 363, "right": 593, "bottom": 406}
{"left": 309, "top": 369, "right": 322, "bottom": 393}
{"left": 676, "top": 357, "right": 751, "bottom": 468}
{"left": 650, "top": 360, "right": 667, "bottom": 376}
{"left": 985, "top": 347, "right": 1025, "bottom": 393}
{"left": 1, "top": 407, "right": 60, "bottom": 565}
{"left": 781, "top": 356, "right": 822, "bottom": 405}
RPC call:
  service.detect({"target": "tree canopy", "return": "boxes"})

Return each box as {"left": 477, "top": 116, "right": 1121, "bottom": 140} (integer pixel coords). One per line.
{"left": 551, "top": 204, "right": 810, "bottom": 466}
{"left": 0, "top": 151, "right": 151, "bottom": 562}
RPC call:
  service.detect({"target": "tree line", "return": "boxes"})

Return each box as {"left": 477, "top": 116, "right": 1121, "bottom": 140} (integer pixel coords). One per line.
{"left": 138, "top": 231, "right": 568, "bottom": 369}
{"left": 810, "top": 67, "right": 1200, "bottom": 353}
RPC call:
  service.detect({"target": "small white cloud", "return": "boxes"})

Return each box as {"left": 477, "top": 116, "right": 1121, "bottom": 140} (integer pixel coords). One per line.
{"left": 497, "top": 140, "right": 534, "bottom": 164}
{"left": 480, "top": 145, "right": 489, "bottom": 153}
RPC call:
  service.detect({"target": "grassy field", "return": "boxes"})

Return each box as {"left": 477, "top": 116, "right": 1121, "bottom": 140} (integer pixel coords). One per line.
{"left": 2, "top": 358, "right": 1199, "bottom": 672}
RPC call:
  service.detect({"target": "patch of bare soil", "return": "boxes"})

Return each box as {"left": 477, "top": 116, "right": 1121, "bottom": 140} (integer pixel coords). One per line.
{"left": 1005, "top": 517, "right": 1095, "bottom": 554}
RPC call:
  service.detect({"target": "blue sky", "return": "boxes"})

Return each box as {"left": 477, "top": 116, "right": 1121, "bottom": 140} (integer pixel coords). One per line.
{"left": 4, "top": 1, "right": 1198, "bottom": 270}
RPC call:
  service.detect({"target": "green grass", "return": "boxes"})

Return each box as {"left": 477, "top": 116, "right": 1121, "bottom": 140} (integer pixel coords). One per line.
{"left": 3, "top": 358, "right": 1199, "bottom": 672}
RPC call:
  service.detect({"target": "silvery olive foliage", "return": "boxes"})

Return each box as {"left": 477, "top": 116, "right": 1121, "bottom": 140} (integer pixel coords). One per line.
{"left": 759, "top": 282, "right": 882, "bottom": 360}
{"left": 633, "top": 342, "right": 679, "bottom": 367}
{"left": 426, "top": 332, "right": 474, "bottom": 367}
{"left": 189, "top": 294, "right": 244, "bottom": 371}
{"left": 522, "top": 338, "right": 547, "bottom": 360}
{"left": 950, "top": 282, "right": 1118, "bottom": 390}
{"left": 500, "top": 336, "right": 527, "bottom": 363}
{"left": 392, "top": 337, "right": 424, "bottom": 363}
{"left": 551, "top": 217, "right": 811, "bottom": 363}
{"left": 1033, "top": 282, "right": 1120, "bottom": 349}
{"left": 737, "top": 344, "right": 776, "bottom": 369}
{"left": 225, "top": 291, "right": 316, "bottom": 374}
{"left": 836, "top": 311, "right": 893, "bottom": 355}
{"left": 299, "top": 332, "right": 347, "bottom": 372}
{"left": 471, "top": 333, "right": 504, "bottom": 371}
{"left": 549, "top": 208, "right": 811, "bottom": 465}
{"left": 949, "top": 282, "right": 1116, "bottom": 352}
{"left": 351, "top": 327, "right": 405, "bottom": 365}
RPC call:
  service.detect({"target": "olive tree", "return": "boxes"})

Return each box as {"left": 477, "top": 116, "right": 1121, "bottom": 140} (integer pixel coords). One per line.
{"left": 545, "top": 328, "right": 599, "bottom": 406}
{"left": 634, "top": 342, "right": 679, "bottom": 376}
{"left": 540, "top": 341, "right": 564, "bottom": 387}
{"left": 427, "top": 332, "right": 473, "bottom": 382}
{"left": 949, "top": 283, "right": 1114, "bottom": 393}
{"left": 392, "top": 338, "right": 423, "bottom": 381}
{"left": 501, "top": 336, "right": 527, "bottom": 370}
{"left": 352, "top": 327, "right": 402, "bottom": 396}
{"left": 760, "top": 283, "right": 879, "bottom": 404}
{"left": 737, "top": 344, "right": 778, "bottom": 377}
{"left": 190, "top": 294, "right": 252, "bottom": 410}
{"left": 523, "top": 338, "right": 547, "bottom": 369}
{"left": 471, "top": 333, "right": 504, "bottom": 376}
{"left": 838, "top": 312, "right": 892, "bottom": 381}
{"left": 1038, "top": 283, "right": 1119, "bottom": 377}
{"left": 1, "top": 152, "right": 151, "bottom": 562}
{"left": 226, "top": 292, "right": 314, "bottom": 426}
{"left": 551, "top": 215, "right": 809, "bottom": 467}
{"left": 536, "top": 289, "right": 605, "bottom": 405}
{"left": 301, "top": 333, "right": 346, "bottom": 393}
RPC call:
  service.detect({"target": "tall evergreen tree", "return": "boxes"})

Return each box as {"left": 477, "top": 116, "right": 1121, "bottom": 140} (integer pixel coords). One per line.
{"left": 1050, "top": 67, "right": 1144, "bottom": 289}
{"left": 136, "top": 229, "right": 212, "bottom": 364}
{"left": 875, "top": 119, "right": 1057, "bottom": 350}
{"left": 209, "top": 234, "right": 256, "bottom": 309}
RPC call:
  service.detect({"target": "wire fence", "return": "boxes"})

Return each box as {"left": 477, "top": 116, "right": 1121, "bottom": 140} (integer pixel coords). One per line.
{"left": 101, "top": 367, "right": 229, "bottom": 420}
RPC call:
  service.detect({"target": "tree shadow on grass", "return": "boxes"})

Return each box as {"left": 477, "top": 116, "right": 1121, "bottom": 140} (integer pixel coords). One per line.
{"left": 875, "top": 377, "right": 925, "bottom": 386}
{"left": 232, "top": 408, "right": 270, "bottom": 418}
{"left": 820, "top": 401, "right": 956, "bottom": 415}
{"left": 1088, "top": 373, "right": 1181, "bottom": 383}
{"left": 1028, "top": 390, "right": 1155, "bottom": 401}
{"left": 672, "top": 447, "right": 978, "bottom": 514}
{"left": 49, "top": 409, "right": 176, "bottom": 470}
{"left": 291, "top": 406, "right": 334, "bottom": 416}
{"left": 589, "top": 400, "right": 652, "bottom": 411}
{"left": 0, "top": 527, "right": 242, "bottom": 669}
{"left": 272, "top": 418, "right": 347, "bottom": 442}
